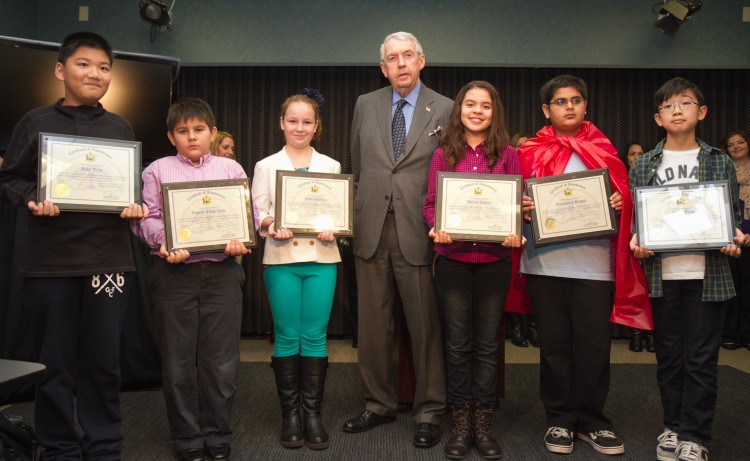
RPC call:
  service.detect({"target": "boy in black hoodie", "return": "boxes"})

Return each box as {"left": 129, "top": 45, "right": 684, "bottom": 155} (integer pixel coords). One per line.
{"left": 0, "top": 31, "right": 146, "bottom": 460}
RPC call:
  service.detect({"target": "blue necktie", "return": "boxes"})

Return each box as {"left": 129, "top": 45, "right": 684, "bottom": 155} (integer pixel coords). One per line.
{"left": 392, "top": 99, "right": 407, "bottom": 162}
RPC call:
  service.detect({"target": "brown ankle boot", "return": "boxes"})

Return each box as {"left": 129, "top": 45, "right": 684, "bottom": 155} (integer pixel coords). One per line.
{"left": 473, "top": 401, "right": 503, "bottom": 460}
{"left": 444, "top": 401, "right": 472, "bottom": 459}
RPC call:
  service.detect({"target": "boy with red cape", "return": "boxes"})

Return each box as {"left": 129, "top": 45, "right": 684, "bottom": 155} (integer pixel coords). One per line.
{"left": 510, "top": 75, "right": 651, "bottom": 456}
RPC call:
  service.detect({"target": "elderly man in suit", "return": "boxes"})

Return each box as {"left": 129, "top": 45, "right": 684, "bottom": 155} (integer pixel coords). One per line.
{"left": 342, "top": 31, "right": 452, "bottom": 448}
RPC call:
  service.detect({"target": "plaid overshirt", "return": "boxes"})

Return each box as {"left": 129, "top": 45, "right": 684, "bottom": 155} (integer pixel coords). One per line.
{"left": 628, "top": 138, "right": 740, "bottom": 302}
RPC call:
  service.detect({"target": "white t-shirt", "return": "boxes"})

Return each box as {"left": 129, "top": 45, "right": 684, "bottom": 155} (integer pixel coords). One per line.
{"left": 656, "top": 148, "right": 704, "bottom": 280}
{"left": 521, "top": 153, "right": 613, "bottom": 281}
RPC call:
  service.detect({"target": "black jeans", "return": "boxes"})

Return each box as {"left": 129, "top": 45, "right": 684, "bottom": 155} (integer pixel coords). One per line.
{"left": 526, "top": 275, "right": 613, "bottom": 433}
{"left": 652, "top": 280, "right": 725, "bottom": 447}
{"left": 434, "top": 255, "right": 511, "bottom": 405}
{"left": 25, "top": 274, "right": 132, "bottom": 461}
{"left": 151, "top": 258, "right": 244, "bottom": 451}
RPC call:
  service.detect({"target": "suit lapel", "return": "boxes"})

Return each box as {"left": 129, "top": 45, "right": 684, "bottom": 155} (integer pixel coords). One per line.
{"left": 378, "top": 89, "right": 396, "bottom": 165}
{"left": 400, "top": 86, "right": 434, "bottom": 163}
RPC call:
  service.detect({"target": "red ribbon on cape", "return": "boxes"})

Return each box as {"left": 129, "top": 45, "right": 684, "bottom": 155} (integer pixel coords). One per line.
{"left": 510, "top": 122, "right": 652, "bottom": 329}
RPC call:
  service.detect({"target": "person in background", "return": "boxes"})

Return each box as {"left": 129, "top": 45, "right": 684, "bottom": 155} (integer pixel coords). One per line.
{"left": 623, "top": 141, "right": 644, "bottom": 168}
{"left": 510, "top": 132, "right": 529, "bottom": 149}
{"left": 619, "top": 142, "right": 655, "bottom": 353}
{"left": 343, "top": 31, "right": 452, "bottom": 449}
{"left": 0, "top": 31, "right": 148, "bottom": 460}
{"left": 630, "top": 78, "right": 746, "bottom": 461}
{"left": 506, "top": 132, "right": 538, "bottom": 348}
{"left": 721, "top": 130, "right": 750, "bottom": 351}
{"left": 251, "top": 89, "right": 341, "bottom": 451}
{"left": 424, "top": 81, "right": 523, "bottom": 460}
{"left": 211, "top": 131, "right": 236, "bottom": 159}
{"left": 134, "top": 97, "right": 250, "bottom": 461}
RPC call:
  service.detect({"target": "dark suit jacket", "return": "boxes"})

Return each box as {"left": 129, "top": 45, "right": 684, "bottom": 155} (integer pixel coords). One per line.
{"left": 350, "top": 83, "right": 453, "bottom": 266}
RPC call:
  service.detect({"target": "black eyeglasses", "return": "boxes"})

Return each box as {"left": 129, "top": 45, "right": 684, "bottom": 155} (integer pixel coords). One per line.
{"left": 658, "top": 101, "right": 700, "bottom": 112}
{"left": 549, "top": 97, "right": 585, "bottom": 107}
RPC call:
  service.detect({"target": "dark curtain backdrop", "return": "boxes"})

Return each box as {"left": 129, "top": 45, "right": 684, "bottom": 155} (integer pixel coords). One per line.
{"left": 174, "top": 65, "right": 750, "bottom": 337}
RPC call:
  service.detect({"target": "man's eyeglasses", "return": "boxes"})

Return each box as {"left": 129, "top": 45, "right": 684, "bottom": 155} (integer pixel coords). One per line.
{"left": 658, "top": 101, "right": 700, "bottom": 112}
{"left": 549, "top": 97, "right": 585, "bottom": 107}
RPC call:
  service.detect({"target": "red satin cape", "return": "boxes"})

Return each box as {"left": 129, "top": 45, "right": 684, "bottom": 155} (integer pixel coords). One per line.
{"left": 507, "top": 122, "right": 652, "bottom": 329}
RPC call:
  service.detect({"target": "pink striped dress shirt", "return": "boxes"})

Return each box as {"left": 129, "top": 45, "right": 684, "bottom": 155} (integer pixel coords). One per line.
{"left": 133, "top": 152, "right": 251, "bottom": 263}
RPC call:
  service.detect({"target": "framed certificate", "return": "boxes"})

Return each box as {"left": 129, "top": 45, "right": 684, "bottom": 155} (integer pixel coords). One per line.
{"left": 526, "top": 168, "right": 617, "bottom": 246}
{"left": 434, "top": 172, "right": 522, "bottom": 242}
{"left": 634, "top": 181, "right": 734, "bottom": 252}
{"left": 162, "top": 179, "right": 257, "bottom": 253}
{"left": 37, "top": 132, "right": 142, "bottom": 212}
{"left": 275, "top": 170, "right": 354, "bottom": 236}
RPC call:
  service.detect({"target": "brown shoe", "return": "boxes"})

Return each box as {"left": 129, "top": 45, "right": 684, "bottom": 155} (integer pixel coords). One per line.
{"left": 444, "top": 401, "right": 472, "bottom": 459}
{"left": 473, "top": 401, "right": 503, "bottom": 460}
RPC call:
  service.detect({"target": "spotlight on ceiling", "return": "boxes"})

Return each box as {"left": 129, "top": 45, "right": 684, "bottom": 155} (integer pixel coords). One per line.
{"left": 654, "top": 0, "right": 702, "bottom": 38}
{"left": 139, "top": 0, "right": 173, "bottom": 31}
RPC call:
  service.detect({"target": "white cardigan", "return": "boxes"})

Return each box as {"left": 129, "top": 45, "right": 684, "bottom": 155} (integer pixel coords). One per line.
{"left": 251, "top": 147, "right": 342, "bottom": 265}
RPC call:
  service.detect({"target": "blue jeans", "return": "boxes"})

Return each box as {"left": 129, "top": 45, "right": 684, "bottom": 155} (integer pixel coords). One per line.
{"left": 434, "top": 255, "right": 511, "bottom": 405}
{"left": 652, "top": 280, "right": 725, "bottom": 447}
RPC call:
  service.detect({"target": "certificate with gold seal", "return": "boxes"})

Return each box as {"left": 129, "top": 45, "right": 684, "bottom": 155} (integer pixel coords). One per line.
{"left": 275, "top": 171, "right": 354, "bottom": 236}
{"left": 634, "top": 181, "right": 734, "bottom": 252}
{"left": 435, "top": 172, "right": 522, "bottom": 242}
{"left": 162, "top": 179, "right": 257, "bottom": 253}
{"left": 526, "top": 168, "right": 617, "bottom": 246}
{"left": 37, "top": 133, "right": 141, "bottom": 212}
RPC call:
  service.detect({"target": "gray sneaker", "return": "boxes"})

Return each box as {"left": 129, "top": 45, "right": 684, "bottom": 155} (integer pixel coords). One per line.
{"left": 577, "top": 430, "right": 625, "bottom": 455}
{"left": 544, "top": 426, "right": 574, "bottom": 454}
{"left": 657, "top": 429, "right": 679, "bottom": 461}
{"left": 675, "top": 441, "right": 708, "bottom": 461}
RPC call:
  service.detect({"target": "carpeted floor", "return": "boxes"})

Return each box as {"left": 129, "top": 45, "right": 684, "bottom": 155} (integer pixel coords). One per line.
{"left": 3, "top": 363, "right": 748, "bottom": 460}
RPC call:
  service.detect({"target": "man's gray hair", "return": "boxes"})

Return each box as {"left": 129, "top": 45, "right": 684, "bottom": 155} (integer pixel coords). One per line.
{"left": 379, "top": 32, "right": 424, "bottom": 62}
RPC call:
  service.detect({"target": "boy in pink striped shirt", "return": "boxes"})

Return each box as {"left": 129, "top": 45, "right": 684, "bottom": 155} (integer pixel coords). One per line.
{"left": 132, "top": 97, "right": 250, "bottom": 461}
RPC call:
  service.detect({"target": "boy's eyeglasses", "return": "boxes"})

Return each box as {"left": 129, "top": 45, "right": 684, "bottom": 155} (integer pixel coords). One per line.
{"left": 658, "top": 101, "right": 700, "bottom": 112}
{"left": 549, "top": 97, "right": 585, "bottom": 107}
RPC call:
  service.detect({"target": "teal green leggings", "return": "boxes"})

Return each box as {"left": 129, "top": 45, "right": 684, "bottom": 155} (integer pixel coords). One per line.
{"left": 264, "top": 262, "right": 337, "bottom": 357}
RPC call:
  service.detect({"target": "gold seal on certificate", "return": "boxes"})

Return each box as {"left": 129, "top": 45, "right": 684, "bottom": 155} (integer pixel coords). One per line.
{"left": 434, "top": 172, "right": 523, "bottom": 242}
{"left": 54, "top": 183, "right": 71, "bottom": 197}
{"left": 179, "top": 228, "right": 193, "bottom": 241}
{"left": 37, "top": 133, "right": 142, "bottom": 212}
{"left": 274, "top": 170, "right": 354, "bottom": 236}
{"left": 634, "top": 181, "right": 735, "bottom": 252}
{"left": 526, "top": 168, "right": 617, "bottom": 246}
{"left": 162, "top": 179, "right": 257, "bottom": 253}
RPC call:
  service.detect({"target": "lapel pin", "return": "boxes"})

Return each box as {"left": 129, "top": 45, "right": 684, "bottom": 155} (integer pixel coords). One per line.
{"left": 425, "top": 106, "right": 431, "bottom": 112}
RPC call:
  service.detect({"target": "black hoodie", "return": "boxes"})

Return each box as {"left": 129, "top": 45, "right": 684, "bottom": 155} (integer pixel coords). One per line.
{"left": 0, "top": 99, "right": 136, "bottom": 277}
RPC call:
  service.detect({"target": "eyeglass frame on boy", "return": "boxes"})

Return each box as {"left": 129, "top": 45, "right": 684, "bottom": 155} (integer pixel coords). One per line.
{"left": 549, "top": 97, "right": 585, "bottom": 107}
{"left": 657, "top": 100, "right": 701, "bottom": 112}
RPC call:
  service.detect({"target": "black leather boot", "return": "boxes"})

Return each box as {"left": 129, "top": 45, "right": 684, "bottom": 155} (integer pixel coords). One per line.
{"left": 645, "top": 332, "right": 656, "bottom": 352}
{"left": 509, "top": 313, "right": 528, "bottom": 347}
{"left": 300, "top": 356, "right": 330, "bottom": 450}
{"left": 629, "top": 329, "right": 643, "bottom": 352}
{"left": 527, "top": 318, "right": 540, "bottom": 348}
{"left": 271, "top": 355, "right": 303, "bottom": 448}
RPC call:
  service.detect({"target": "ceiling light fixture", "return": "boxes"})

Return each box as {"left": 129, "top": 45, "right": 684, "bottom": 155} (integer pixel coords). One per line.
{"left": 139, "top": 0, "right": 175, "bottom": 42}
{"left": 654, "top": 0, "right": 702, "bottom": 38}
